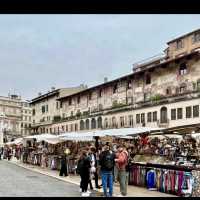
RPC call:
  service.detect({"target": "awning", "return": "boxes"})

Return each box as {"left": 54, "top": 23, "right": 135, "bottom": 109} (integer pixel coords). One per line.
{"left": 118, "top": 136, "right": 134, "bottom": 139}
{"left": 60, "top": 136, "right": 94, "bottom": 142}
{"left": 148, "top": 135, "right": 166, "bottom": 139}
{"left": 164, "top": 134, "right": 183, "bottom": 139}
{"left": 24, "top": 134, "right": 58, "bottom": 142}
{"left": 59, "top": 127, "right": 162, "bottom": 138}
{"left": 5, "top": 138, "right": 23, "bottom": 146}
{"left": 43, "top": 138, "right": 63, "bottom": 144}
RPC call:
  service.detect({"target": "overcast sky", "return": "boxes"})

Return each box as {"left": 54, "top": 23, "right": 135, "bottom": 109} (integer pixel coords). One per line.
{"left": 0, "top": 14, "right": 200, "bottom": 100}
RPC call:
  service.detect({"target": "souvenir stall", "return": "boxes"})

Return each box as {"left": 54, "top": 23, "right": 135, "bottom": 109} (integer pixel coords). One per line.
{"left": 58, "top": 135, "right": 95, "bottom": 174}
{"left": 127, "top": 133, "right": 200, "bottom": 197}
{"left": 4, "top": 138, "right": 23, "bottom": 160}
{"left": 22, "top": 134, "right": 59, "bottom": 166}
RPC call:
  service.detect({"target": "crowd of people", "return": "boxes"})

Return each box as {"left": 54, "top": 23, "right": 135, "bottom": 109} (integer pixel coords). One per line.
{"left": 76, "top": 143, "right": 130, "bottom": 197}
{"left": 2, "top": 132, "right": 200, "bottom": 197}
{"left": 0, "top": 146, "right": 14, "bottom": 161}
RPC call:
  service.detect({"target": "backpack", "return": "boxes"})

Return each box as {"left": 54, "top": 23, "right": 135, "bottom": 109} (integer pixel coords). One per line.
{"left": 76, "top": 159, "right": 84, "bottom": 174}
{"left": 103, "top": 152, "right": 114, "bottom": 170}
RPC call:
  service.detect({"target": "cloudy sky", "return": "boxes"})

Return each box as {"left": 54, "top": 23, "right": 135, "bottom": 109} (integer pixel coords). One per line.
{"left": 0, "top": 14, "right": 200, "bottom": 100}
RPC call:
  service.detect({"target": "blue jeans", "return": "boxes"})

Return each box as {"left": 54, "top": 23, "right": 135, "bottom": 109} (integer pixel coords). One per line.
{"left": 101, "top": 171, "right": 113, "bottom": 197}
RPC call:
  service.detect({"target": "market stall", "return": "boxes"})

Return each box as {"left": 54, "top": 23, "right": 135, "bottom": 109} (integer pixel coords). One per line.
{"left": 126, "top": 133, "right": 200, "bottom": 197}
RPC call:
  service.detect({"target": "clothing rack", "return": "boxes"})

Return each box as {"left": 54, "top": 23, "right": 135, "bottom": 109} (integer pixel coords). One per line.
{"left": 128, "top": 162, "right": 194, "bottom": 197}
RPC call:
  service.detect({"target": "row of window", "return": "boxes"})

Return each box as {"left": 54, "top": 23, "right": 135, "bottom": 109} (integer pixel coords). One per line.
{"left": 67, "top": 81, "right": 133, "bottom": 106}
{"left": 22, "top": 116, "right": 31, "bottom": 121}
{"left": 22, "top": 110, "right": 32, "bottom": 114}
{"left": 39, "top": 116, "right": 51, "bottom": 122}
{"left": 176, "top": 31, "right": 200, "bottom": 50}
{"left": 38, "top": 115, "right": 134, "bottom": 134}
{"left": 135, "top": 105, "right": 200, "bottom": 124}
{"left": 136, "top": 111, "right": 157, "bottom": 124}
{"left": 39, "top": 123, "right": 79, "bottom": 134}
{"left": 66, "top": 65, "right": 193, "bottom": 108}
{"left": 171, "top": 105, "right": 199, "bottom": 120}
{"left": 21, "top": 123, "right": 31, "bottom": 128}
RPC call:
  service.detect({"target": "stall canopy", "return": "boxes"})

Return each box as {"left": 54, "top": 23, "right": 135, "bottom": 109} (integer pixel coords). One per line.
{"left": 60, "top": 136, "right": 94, "bottom": 142}
{"left": 59, "top": 127, "right": 163, "bottom": 138}
{"left": 24, "top": 134, "right": 58, "bottom": 142}
{"left": 5, "top": 137, "right": 23, "bottom": 146}
{"left": 43, "top": 138, "right": 63, "bottom": 144}
{"left": 165, "top": 134, "right": 183, "bottom": 139}
{"left": 191, "top": 133, "right": 200, "bottom": 138}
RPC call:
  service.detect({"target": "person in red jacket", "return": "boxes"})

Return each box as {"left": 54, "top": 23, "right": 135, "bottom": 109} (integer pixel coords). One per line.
{"left": 115, "top": 145, "right": 129, "bottom": 196}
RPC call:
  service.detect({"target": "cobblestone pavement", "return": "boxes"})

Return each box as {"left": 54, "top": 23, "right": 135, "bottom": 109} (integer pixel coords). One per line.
{"left": 0, "top": 160, "right": 86, "bottom": 197}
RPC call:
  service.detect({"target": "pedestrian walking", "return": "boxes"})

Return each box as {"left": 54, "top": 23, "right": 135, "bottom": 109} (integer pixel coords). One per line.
{"left": 59, "top": 155, "right": 68, "bottom": 177}
{"left": 88, "top": 146, "right": 101, "bottom": 190}
{"left": 0, "top": 147, "right": 2, "bottom": 160}
{"left": 99, "top": 145, "right": 115, "bottom": 197}
{"left": 77, "top": 150, "right": 91, "bottom": 197}
{"left": 115, "top": 145, "right": 129, "bottom": 197}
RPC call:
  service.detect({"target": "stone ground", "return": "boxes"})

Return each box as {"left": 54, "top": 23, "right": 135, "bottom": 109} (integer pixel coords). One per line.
{"left": 0, "top": 161, "right": 81, "bottom": 197}
{"left": 1, "top": 158, "right": 177, "bottom": 197}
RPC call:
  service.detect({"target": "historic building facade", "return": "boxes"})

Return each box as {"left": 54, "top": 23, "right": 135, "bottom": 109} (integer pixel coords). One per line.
{"left": 21, "top": 101, "right": 32, "bottom": 136}
{"left": 0, "top": 94, "right": 22, "bottom": 141}
{"left": 31, "top": 86, "right": 87, "bottom": 134}
{"left": 31, "top": 29, "right": 200, "bottom": 135}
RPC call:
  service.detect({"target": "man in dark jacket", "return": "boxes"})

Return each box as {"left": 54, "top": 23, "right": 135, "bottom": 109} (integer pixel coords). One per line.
{"left": 0, "top": 147, "right": 2, "bottom": 160}
{"left": 59, "top": 155, "right": 68, "bottom": 177}
{"left": 99, "top": 145, "right": 115, "bottom": 197}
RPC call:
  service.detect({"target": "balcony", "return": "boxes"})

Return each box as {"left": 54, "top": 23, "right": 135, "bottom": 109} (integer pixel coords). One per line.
{"left": 31, "top": 120, "right": 53, "bottom": 127}
{"left": 137, "top": 89, "right": 200, "bottom": 109}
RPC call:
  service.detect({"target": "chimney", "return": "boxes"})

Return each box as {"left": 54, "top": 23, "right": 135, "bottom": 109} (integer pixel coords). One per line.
{"left": 51, "top": 87, "right": 55, "bottom": 91}
{"left": 38, "top": 92, "right": 42, "bottom": 96}
{"left": 104, "top": 77, "right": 108, "bottom": 83}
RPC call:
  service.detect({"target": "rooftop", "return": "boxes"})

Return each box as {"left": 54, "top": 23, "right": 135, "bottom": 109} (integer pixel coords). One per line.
{"left": 31, "top": 86, "right": 87, "bottom": 104}
{"left": 167, "top": 28, "right": 200, "bottom": 44}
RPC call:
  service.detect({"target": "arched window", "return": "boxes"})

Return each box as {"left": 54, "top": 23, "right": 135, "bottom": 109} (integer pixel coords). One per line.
{"left": 166, "top": 87, "right": 172, "bottom": 95}
{"left": 145, "top": 74, "right": 151, "bottom": 85}
{"left": 80, "top": 120, "right": 85, "bottom": 130}
{"left": 160, "top": 107, "right": 168, "bottom": 123}
{"left": 180, "top": 83, "right": 187, "bottom": 93}
{"left": 104, "top": 118, "right": 108, "bottom": 129}
{"left": 86, "top": 119, "right": 90, "bottom": 130}
{"left": 197, "top": 79, "right": 200, "bottom": 89}
{"left": 112, "top": 117, "right": 117, "bottom": 128}
{"left": 91, "top": 118, "right": 96, "bottom": 129}
{"left": 113, "top": 84, "right": 117, "bottom": 94}
{"left": 99, "top": 104, "right": 103, "bottom": 111}
{"left": 97, "top": 117, "right": 102, "bottom": 128}
{"left": 66, "top": 125, "right": 68, "bottom": 132}
{"left": 75, "top": 124, "right": 78, "bottom": 131}
{"left": 179, "top": 63, "right": 187, "bottom": 75}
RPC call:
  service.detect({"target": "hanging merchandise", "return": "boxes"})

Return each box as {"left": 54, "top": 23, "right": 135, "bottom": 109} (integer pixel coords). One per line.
{"left": 191, "top": 170, "right": 200, "bottom": 197}
{"left": 146, "top": 169, "right": 157, "bottom": 190}
{"left": 181, "top": 172, "right": 193, "bottom": 197}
